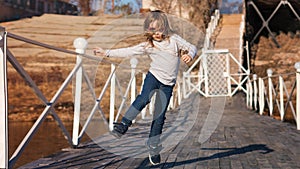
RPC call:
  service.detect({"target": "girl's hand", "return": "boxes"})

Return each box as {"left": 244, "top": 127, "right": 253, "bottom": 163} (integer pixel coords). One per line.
{"left": 181, "top": 54, "right": 192, "bottom": 64}
{"left": 93, "top": 47, "right": 105, "bottom": 55}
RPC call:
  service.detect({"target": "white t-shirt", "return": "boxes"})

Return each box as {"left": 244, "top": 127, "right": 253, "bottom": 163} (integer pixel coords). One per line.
{"left": 105, "top": 34, "right": 197, "bottom": 86}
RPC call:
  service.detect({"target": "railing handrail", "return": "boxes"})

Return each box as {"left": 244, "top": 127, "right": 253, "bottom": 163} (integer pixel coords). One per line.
{"left": 7, "top": 32, "right": 129, "bottom": 68}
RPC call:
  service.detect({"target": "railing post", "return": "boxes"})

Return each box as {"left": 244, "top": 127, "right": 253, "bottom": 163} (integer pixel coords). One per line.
{"left": 72, "top": 37, "right": 87, "bottom": 147}
{"left": 187, "top": 72, "right": 191, "bottom": 91}
{"left": 199, "top": 63, "right": 203, "bottom": 92}
{"left": 141, "top": 73, "right": 146, "bottom": 119}
{"left": 149, "top": 92, "right": 155, "bottom": 115}
{"left": 259, "top": 77, "right": 264, "bottom": 115}
{"left": 130, "top": 58, "right": 138, "bottom": 104}
{"left": 109, "top": 64, "right": 116, "bottom": 131}
{"left": 130, "top": 58, "right": 138, "bottom": 123}
{"left": 253, "top": 74, "right": 257, "bottom": 110}
{"left": 279, "top": 76, "right": 284, "bottom": 121}
{"left": 211, "top": 16, "right": 215, "bottom": 30}
{"left": 249, "top": 78, "right": 253, "bottom": 109}
{"left": 295, "top": 62, "right": 300, "bottom": 130}
{"left": 177, "top": 81, "right": 182, "bottom": 105}
{"left": 0, "top": 26, "right": 8, "bottom": 169}
{"left": 226, "top": 53, "right": 231, "bottom": 96}
{"left": 168, "top": 95, "right": 174, "bottom": 110}
{"left": 246, "top": 83, "right": 249, "bottom": 108}
{"left": 267, "top": 68, "right": 273, "bottom": 116}
{"left": 182, "top": 72, "right": 187, "bottom": 98}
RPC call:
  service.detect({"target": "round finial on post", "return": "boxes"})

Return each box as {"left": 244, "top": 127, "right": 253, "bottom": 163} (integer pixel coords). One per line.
{"left": 294, "top": 62, "right": 300, "bottom": 70}
{"left": 267, "top": 68, "right": 273, "bottom": 76}
{"left": 130, "top": 58, "right": 138, "bottom": 68}
{"left": 73, "top": 37, "right": 87, "bottom": 54}
{"left": 253, "top": 74, "right": 257, "bottom": 80}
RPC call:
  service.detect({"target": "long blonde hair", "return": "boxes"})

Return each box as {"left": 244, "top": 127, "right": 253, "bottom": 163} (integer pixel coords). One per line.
{"left": 144, "top": 10, "right": 174, "bottom": 36}
{"left": 143, "top": 10, "right": 174, "bottom": 47}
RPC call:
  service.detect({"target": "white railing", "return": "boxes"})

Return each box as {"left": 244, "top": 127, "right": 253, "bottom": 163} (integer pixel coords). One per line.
{"left": 246, "top": 64, "right": 300, "bottom": 130}
{"left": 0, "top": 26, "right": 182, "bottom": 168}
{"left": 203, "top": 10, "right": 220, "bottom": 50}
{"left": 183, "top": 49, "right": 250, "bottom": 98}
{"left": 182, "top": 10, "right": 220, "bottom": 98}
{"left": 0, "top": 27, "right": 8, "bottom": 169}
{"left": 183, "top": 9, "right": 249, "bottom": 98}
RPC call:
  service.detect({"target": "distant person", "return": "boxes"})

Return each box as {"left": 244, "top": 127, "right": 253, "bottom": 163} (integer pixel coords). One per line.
{"left": 94, "top": 10, "right": 197, "bottom": 165}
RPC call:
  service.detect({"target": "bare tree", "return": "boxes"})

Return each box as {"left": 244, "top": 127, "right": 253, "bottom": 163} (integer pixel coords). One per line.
{"left": 79, "top": 0, "right": 91, "bottom": 15}
{"left": 151, "top": 0, "right": 177, "bottom": 14}
{"left": 98, "top": 0, "right": 108, "bottom": 14}
{"left": 79, "top": 0, "right": 111, "bottom": 15}
{"left": 150, "top": 0, "right": 218, "bottom": 31}
{"left": 135, "top": 0, "right": 142, "bottom": 12}
{"left": 112, "top": 3, "right": 134, "bottom": 15}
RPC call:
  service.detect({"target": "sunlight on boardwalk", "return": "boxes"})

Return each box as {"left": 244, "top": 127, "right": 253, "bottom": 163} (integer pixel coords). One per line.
{"left": 20, "top": 92, "right": 300, "bottom": 169}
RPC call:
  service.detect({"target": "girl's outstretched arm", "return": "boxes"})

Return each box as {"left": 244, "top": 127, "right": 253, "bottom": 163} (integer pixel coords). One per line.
{"left": 94, "top": 43, "right": 148, "bottom": 58}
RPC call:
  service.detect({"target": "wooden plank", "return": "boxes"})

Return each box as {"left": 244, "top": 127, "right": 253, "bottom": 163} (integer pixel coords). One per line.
{"left": 20, "top": 93, "right": 300, "bottom": 168}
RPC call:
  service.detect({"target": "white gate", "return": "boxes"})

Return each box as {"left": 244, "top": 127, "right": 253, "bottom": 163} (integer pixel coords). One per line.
{"left": 204, "top": 50, "right": 229, "bottom": 96}
{"left": 183, "top": 49, "right": 250, "bottom": 98}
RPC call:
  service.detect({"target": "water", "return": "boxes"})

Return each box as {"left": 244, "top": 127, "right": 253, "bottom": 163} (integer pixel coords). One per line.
{"left": 9, "top": 120, "right": 107, "bottom": 168}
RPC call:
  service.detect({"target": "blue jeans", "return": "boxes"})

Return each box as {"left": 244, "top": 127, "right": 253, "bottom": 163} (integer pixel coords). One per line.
{"left": 122, "top": 72, "right": 174, "bottom": 145}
